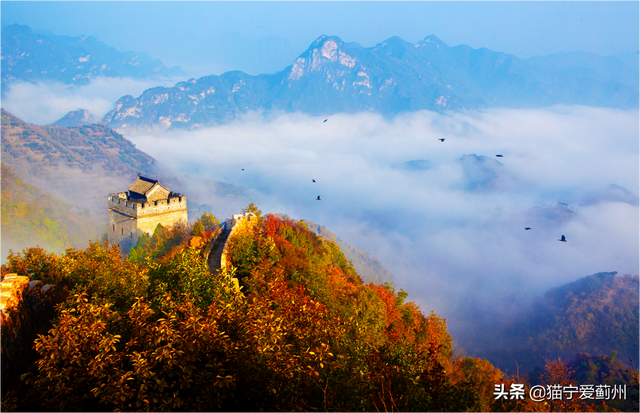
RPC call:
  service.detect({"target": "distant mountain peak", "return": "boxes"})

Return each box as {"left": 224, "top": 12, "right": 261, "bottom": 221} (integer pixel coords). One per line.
{"left": 51, "top": 108, "right": 97, "bottom": 128}
{"left": 415, "top": 35, "right": 449, "bottom": 51}
{"left": 1, "top": 24, "right": 187, "bottom": 90}
{"left": 288, "top": 35, "right": 359, "bottom": 80}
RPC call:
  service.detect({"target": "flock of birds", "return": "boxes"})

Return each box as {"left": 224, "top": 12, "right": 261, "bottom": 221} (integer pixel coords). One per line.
{"left": 437, "top": 136, "right": 568, "bottom": 243}
{"left": 239, "top": 117, "right": 569, "bottom": 243}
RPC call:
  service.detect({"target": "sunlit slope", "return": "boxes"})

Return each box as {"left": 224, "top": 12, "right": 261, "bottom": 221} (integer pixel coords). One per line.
{"left": 274, "top": 213, "right": 395, "bottom": 285}
{"left": 1, "top": 214, "right": 475, "bottom": 412}
{"left": 1, "top": 164, "right": 100, "bottom": 261}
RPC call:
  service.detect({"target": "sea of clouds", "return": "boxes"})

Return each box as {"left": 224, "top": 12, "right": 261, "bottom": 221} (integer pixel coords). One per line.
{"left": 1, "top": 77, "right": 185, "bottom": 125}
{"left": 123, "top": 107, "right": 639, "bottom": 335}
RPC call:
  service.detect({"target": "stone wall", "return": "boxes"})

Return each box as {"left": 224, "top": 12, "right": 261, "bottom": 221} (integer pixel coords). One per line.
{"left": 219, "top": 213, "right": 257, "bottom": 269}
{"left": 137, "top": 209, "right": 188, "bottom": 235}
{"left": 107, "top": 208, "right": 137, "bottom": 245}
{"left": 1, "top": 274, "right": 56, "bottom": 395}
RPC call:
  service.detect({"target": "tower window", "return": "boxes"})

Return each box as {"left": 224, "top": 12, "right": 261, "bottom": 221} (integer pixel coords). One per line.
{"left": 121, "top": 228, "right": 123, "bottom": 235}
{"left": 112, "top": 224, "right": 115, "bottom": 232}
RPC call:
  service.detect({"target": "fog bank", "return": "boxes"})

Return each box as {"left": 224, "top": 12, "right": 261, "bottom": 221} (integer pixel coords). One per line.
{"left": 121, "top": 107, "right": 638, "bottom": 336}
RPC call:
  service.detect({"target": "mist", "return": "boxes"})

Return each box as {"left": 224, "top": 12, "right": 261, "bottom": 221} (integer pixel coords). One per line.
{"left": 1, "top": 77, "right": 186, "bottom": 125}
{"left": 121, "top": 107, "right": 638, "bottom": 338}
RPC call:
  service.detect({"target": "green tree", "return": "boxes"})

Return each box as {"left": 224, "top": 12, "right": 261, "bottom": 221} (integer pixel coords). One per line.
{"left": 192, "top": 221, "right": 205, "bottom": 237}
{"left": 242, "top": 202, "right": 262, "bottom": 217}
{"left": 198, "top": 212, "right": 220, "bottom": 228}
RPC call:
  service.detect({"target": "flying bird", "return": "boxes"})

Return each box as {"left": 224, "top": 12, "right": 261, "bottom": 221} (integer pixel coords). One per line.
{"left": 496, "top": 154, "right": 504, "bottom": 157}
{"left": 438, "top": 138, "right": 445, "bottom": 142}
{"left": 525, "top": 227, "right": 532, "bottom": 230}
{"left": 558, "top": 235, "right": 567, "bottom": 242}
{"left": 316, "top": 196, "right": 321, "bottom": 201}
{"left": 323, "top": 119, "right": 328, "bottom": 123}
{"left": 241, "top": 168, "right": 244, "bottom": 171}
{"left": 312, "top": 179, "right": 316, "bottom": 183}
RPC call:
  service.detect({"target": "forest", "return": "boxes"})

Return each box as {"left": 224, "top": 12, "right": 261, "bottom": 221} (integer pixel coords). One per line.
{"left": 1, "top": 209, "right": 638, "bottom": 411}
{"left": 1, "top": 163, "right": 100, "bottom": 259}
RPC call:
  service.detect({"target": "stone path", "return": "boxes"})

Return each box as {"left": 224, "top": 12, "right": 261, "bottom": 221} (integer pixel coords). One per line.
{"left": 207, "top": 223, "right": 232, "bottom": 274}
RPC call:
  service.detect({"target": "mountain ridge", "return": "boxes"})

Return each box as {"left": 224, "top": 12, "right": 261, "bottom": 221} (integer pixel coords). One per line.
{"left": 102, "top": 33, "right": 639, "bottom": 131}
{"left": 1, "top": 24, "right": 186, "bottom": 95}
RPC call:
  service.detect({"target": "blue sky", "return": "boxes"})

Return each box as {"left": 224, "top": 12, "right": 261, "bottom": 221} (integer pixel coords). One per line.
{"left": 2, "top": 1, "right": 639, "bottom": 77}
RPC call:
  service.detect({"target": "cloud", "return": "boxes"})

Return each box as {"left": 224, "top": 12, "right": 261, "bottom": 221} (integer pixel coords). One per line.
{"left": 1, "top": 77, "right": 185, "bottom": 125}
{"left": 121, "top": 106, "right": 638, "bottom": 336}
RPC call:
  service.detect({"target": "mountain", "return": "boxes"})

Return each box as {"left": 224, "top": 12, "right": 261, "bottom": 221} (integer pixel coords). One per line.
{"left": 0, "top": 109, "right": 168, "bottom": 221}
{"left": 102, "top": 34, "right": 639, "bottom": 131}
{"left": 51, "top": 108, "right": 97, "bottom": 127}
{"left": 0, "top": 213, "right": 471, "bottom": 411}
{"left": 463, "top": 271, "right": 639, "bottom": 374}
{"left": 1, "top": 24, "right": 186, "bottom": 93}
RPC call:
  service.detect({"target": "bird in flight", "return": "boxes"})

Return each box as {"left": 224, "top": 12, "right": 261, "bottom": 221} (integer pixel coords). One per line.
{"left": 438, "top": 138, "right": 445, "bottom": 142}
{"left": 558, "top": 235, "right": 567, "bottom": 242}
{"left": 241, "top": 168, "right": 244, "bottom": 171}
{"left": 312, "top": 179, "right": 316, "bottom": 183}
{"left": 323, "top": 119, "right": 328, "bottom": 123}
{"left": 316, "top": 196, "right": 321, "bottom": 201}
{"left": 496, "top": 154, "right": 504, "bottom": 157}
{"left": 525, "top": 227, "right": 532, "bottom": 230}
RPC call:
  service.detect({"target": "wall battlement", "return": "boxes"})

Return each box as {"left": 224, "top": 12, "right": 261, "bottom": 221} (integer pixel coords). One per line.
{"left": 1, "top": 274, "right": 56, "bottom": 394}
{"left": 108, "top": 193, "right": 187, "bottom": 218}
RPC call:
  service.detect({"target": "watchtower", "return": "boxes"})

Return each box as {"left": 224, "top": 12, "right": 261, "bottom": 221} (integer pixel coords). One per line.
{"left": 107, "top": 176, "right": 188, "bottom": 248}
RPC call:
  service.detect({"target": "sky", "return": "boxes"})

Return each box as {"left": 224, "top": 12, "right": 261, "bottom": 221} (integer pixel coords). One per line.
{"left": 2, "top": 1, "right": 639, "bottom": 77}
{"left": 1, "top": 1, "right": 638, "bottom": 349}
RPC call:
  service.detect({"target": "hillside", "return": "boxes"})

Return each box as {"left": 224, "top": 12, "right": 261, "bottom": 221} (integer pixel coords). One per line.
{"left": 0, "top": 108, "right": 173, "bottom": 219}
{"left": 464, "top": 272, "right": 639, "bottom": 374}
{"left": 1, "top": 213, "right": 636, "bottom": 411}
{"left": 1, "top": 23, "right": 185, "bottom": 93}
{"left": 1, "top": 164, "right": 100, "bottom": 261}
{"left": 102, "top": 34, "right": 639, "bottom": 131}
{"left": 274, "top": 214, "right": 395, "bottom": 285}
{"left": 0, "top": 214, "right": 468, "bottom": 411}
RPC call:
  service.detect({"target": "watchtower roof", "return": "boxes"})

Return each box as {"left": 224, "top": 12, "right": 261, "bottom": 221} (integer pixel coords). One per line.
{"left": 128, "top": 176, "right": 163, "bottom": 196}
{"left": 127, "top": 175, "right": 170, "bottom": 197}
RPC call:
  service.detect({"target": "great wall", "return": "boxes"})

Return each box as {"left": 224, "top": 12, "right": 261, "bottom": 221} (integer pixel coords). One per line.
{"left": 1, "top": 274, "right": 57, "bottom": 389}
{"left": 1, "top": 170, "right": 254, "bottom": 395}
{"left": 0, "top": 211, "right": 254, "bottom": 396}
